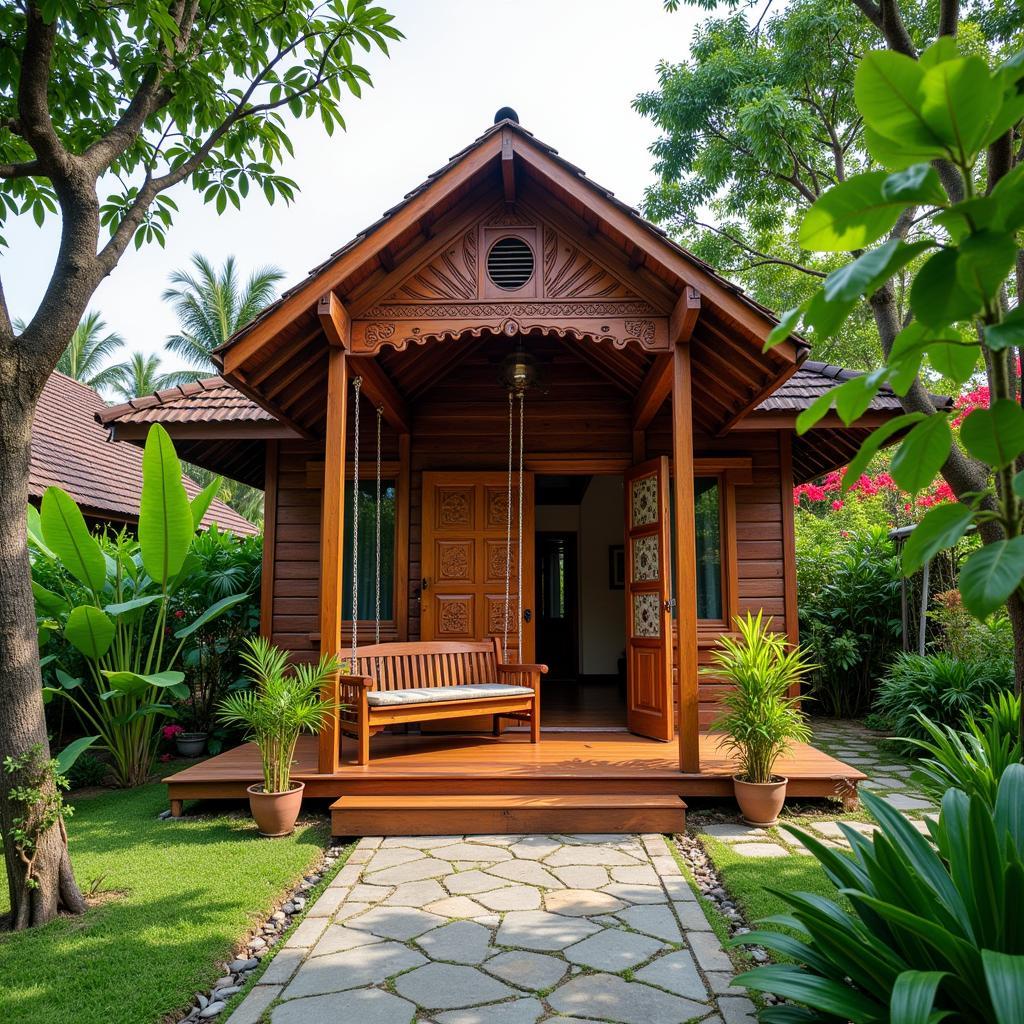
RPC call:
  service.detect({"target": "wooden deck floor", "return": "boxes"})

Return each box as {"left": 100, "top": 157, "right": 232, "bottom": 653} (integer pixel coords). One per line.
{"left": 166, "top": 731, "right": 865, "bottom": 807}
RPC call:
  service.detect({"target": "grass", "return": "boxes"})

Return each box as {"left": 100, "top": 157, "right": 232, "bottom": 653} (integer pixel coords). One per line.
{"left": 0, "top": 779, "right": 329, "bottom": 1024}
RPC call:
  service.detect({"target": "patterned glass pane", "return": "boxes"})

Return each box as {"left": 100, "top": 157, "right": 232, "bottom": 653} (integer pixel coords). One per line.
{"left": 632, "top": 592, "right": 661, "bottom": 638}
{"left": 631, "top": 475, "right": 658, "bottom": 528}
{"left": 632, "top": 534, "right": 659, "bottom": 582}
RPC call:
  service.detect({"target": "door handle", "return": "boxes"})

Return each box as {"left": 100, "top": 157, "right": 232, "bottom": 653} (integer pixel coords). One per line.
{"left": 523, "top": 608, "right": 532, "bottom": 623}
{"left": 421, "top": 577, "right": 430, "bottom": 592}
{"left": 663, "top": 598, "right": 676, "bottom": 613}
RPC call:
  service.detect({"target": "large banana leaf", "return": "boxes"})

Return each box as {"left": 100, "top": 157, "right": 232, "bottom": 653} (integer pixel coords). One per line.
{"left": 40, "top": 486, "right": 107, "bottom": 592}
{"left": 104, "top": 593, "right": 164, "bottom": 622}
{"left": 100, "top": 669, "right": 187, "bottom": 700}
{"left": 26, "top": 503, "right": 55, "bottom": 559}
{"left": 31, "top": 580, "right": 67, "bottom": 615}
{"left": 190, "top": 477, "right": 222, "bottom": 531}
{"left": 173, "top": 590, "right": 250, "bottom": 639}
{"left": 63, "top": 605, "right": 115, "bottom": 659}
{"left": 138, "top": 424, "right": 193, "bottom": 586}
{"left": 55, "top": 735, "right": 99, "bottom": 775}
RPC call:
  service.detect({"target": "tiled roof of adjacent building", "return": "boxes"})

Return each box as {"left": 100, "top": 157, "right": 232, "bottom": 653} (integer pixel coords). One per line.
{"left": 96, "top": 376, "right": 277, "bottom": 427}
{"left": 33, "top": 372, "right": 259, "bottom": 535}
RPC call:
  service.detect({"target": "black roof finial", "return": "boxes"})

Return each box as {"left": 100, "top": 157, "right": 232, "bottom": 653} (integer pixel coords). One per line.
{"left": 494, "top": 107, "right": 519, "bottom": 125}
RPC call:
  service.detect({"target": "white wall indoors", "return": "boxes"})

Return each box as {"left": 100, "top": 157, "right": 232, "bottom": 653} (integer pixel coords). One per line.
{"left": 535, "top": 476, "right": 625, "bottom": 676}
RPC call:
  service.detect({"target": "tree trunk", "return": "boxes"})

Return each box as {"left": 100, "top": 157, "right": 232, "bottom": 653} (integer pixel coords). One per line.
{"left": 0, "top": 351, "right": 85, "bottom": 929}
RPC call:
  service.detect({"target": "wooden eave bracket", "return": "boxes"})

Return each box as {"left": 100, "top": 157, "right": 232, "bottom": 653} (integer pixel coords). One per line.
{"left": 318, "top": 291, "right": 351, "bottom": 348}
{"left": 670, "top": 287, "right": 701, "bottom": 345}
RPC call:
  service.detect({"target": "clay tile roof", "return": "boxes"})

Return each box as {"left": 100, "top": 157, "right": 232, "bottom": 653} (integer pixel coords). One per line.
{"left": 755, "top": 360, "right": 954, "bottom": 414}
{"left": 32, "top": 372, "right": 259, "bottom": 535}
{"left": 96, "top": 375, "right": 277, "bottom": 426}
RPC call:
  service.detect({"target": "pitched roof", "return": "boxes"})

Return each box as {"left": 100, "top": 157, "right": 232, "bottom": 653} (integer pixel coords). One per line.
{"left": 755, "top": 360, "right": 954, "bottom": 414}
{"left": 215, "top": 117, "right": 809, "bottom": 366}
{"left": 97, "top": 376, "right": 278, "bottom": 427}
{"left": 32, "top": 372, "right": 259, "bottom": 535}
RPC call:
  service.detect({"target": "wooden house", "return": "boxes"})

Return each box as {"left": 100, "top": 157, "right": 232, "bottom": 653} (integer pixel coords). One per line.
{"left": 99, "top": 114, "right": 903, "bottom": 834}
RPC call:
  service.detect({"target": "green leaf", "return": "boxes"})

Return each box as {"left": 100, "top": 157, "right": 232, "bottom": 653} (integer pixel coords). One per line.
{"left": 823, "top": 239, "right": 934, "bottom": 304}
{"left": 101, "top": 669, "right": 187, "bottom": 700}
{"left": 190, "top": 477, "right": 222, "bottom": 531}
{"left": 40, "top": 487, "right": 107, "bottom": 592}
{"left": 982, "top": 950, "right": 1024, "bottom": 1024}
{"left": 802, "top": 287, "right": 857, "bottom": 340}
{"left": 925, "top": 338, "right": 978, "bottom": 385}
{"left": 173, "top": 591, "right": 250, "bottom": 639}
{"left": 795, "top": 387, "right": 842, "bottom": 435}
{"left": 881, "top": 164, "right": 946, "bottom": 207}
{"left": 890, "top": 970, "right": 947, "bottom": 1024}
{"left": 911, "top": 248, "right": 980, "bottom": 327}
{"left": 104, "top": 594, "right": 164, "bottom": 620}
{"left": 842, "top": 413, "right": 926, "bottom": 492}
{"left": 26, "top": 504, "right": 55, "bottom": 559}
{"left": 764, "top": 304, "right": 806, "bottom": 351}
{"left": 56, "top": 669, "right": 83, "bottom": 691}
{"left": 139, "top": 424, "right": 194, "bottom": 585}
{"left": 890, "top": 415, "right": 953, "bottom": 493}
{"left": 865, "top": 125, "right": 945, "bottom": 171}
{"left": 955, "top": 231, "right": 1018, "bottom": 306}
{"left": 63, "top": 605, "right": 115, "bottom": 660}
{"left": 959, "top": 537, "right": 1024, "bottom": 618}
{"left": 799, "top": 172, "right": 906, "bottom": 252}
{"left": 960, "top": 401, "right": 1024, "bottom": 469}
{"left": 834, "top": 369, "right": 888, "bottom": 425}
{"left": 856, "top": 51, "right": 949, "bottom": 156}
{"left": 920, "top": 56, "right": 1001, "bottom": 158}
{"left": 32, "top": 580, "right": 67, "bottom": 616}
{"left": 902, "top": 502, "right": 974, "bottom": 574}
{"left": 733, "top": 965, "right": 884, "bottom": 1020}
{"left": 986, "top": 306, "right": 1024, "bottom": 351}
{"left": 1014, "top": 469, "right": 1024, "bottom": 500}
{"left": 55, "top": 735, "right": 99, "bottom": 776}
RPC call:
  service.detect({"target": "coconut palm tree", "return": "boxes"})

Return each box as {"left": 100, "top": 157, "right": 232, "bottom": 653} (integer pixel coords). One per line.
{"left": 106, "top": 351, "right": 203, "bottom": 402}
{"left": 17, "top": 311, "right": 128, "bottom": 390}
{"left": 163, "top": 254, "right": 284, "bottom": 372}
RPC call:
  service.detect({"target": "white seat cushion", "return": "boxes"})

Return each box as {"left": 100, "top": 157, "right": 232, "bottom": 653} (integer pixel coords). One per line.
{"left": 366, "top": 683, "right": 534, "bottom": 708}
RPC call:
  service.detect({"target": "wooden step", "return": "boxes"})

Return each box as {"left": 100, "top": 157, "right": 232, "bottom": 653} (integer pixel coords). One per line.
{"left": 330, "top": 792, "right": 687, "bottom": 836}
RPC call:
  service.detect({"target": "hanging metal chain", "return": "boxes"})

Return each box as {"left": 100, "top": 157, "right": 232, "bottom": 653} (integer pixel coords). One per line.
{"left": 374, "top": 405, "right": 383, "bottom": 647}
{"left": 516, "top": 390, "right": 525, "bottom": 664}
{"left": 350, "top": 376, "right": 362, "bottom": 668}
{"left": 503, "top": 390, "right": 513, "bottom": 662}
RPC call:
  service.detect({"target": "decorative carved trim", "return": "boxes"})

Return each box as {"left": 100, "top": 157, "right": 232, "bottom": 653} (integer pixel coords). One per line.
{"left": 543, "top": 226, "right": 640, "bottom": 301}
{"left": 486, "top": 207, "right": 530, "bottom": 226}
{"left": 385, "top": 229, "right": 478, "bottom": 302}
{"left": 363, "top": 300, "right": 658, "bottom": 319}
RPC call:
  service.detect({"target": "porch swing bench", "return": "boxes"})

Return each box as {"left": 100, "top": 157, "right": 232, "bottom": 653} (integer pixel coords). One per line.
{"left": 334, "top": 639, "right": 547, "bottom": 765}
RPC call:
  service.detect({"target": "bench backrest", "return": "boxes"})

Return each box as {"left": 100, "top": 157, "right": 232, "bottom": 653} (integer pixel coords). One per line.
{"left": 349, "top": 639, "right": 502, "bottom": 693}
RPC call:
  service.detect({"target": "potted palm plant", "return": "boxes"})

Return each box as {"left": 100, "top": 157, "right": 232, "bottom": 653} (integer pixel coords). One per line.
{"left": 218, "top": 637, "right": 339, "bottom": 837}
{"left": 706, "top": 611, "right": 813, "bottom": 826}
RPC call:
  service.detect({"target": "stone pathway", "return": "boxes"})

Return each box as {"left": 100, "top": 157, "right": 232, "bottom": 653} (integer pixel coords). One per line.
{"left": 697, "top": 719, "right": 938, "bottom": 858}
{"left": 227, "top": 834, "right": 755, "bottom": 1024}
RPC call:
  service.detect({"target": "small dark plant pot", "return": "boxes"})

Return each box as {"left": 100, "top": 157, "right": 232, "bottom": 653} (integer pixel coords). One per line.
{"left": 175, "top": 732, "right": 208, "bottom": 758}
{"left": 733, "top": 774, "right": 788, "bottom": 827}
{"left": 247, "top": 781, "right": 305, "bottom": 837}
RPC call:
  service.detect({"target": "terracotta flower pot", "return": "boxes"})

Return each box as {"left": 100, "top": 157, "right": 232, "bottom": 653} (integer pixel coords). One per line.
{"left": 247, "top": 781, "right": 305, "bottom": 837}
{"left": 175, "top": 732, "right": 208, "bottom": 758}
{"left": 733, "top": 775, "right": 788, "bottom": 827}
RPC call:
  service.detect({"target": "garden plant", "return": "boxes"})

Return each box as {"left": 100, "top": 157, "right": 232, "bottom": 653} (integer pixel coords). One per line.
{"left": 30, "top": 424, "right": 249, "bottom": 788}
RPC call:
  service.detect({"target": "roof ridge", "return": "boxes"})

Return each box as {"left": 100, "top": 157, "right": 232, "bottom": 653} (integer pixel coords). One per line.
{"left": 97, "top": 375, "right": 227, "bottom": 424}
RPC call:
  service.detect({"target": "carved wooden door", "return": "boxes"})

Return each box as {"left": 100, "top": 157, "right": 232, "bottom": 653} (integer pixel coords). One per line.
{"left": 421, "top": 472, "right": 535, "bottom": 661}
{"left": 624, "top": 457, "right": 675, "bottom": 741}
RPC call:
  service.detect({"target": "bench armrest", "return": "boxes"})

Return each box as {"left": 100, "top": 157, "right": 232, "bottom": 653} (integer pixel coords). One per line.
{"left": 497, "top": 662, "right": 548, "bottom": 690}
{"left": 497, "top": 663, "right": 549, "bottom": 676}
{"left": 338, "top": 673, "right": 375, "bottom": 688}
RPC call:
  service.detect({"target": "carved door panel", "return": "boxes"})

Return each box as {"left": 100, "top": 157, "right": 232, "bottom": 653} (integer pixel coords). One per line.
{"left": 624, "top": 458, "right": 674, "bottom": 741}
{"left": 421, "top": 472, "right": 535, "bottom": 660}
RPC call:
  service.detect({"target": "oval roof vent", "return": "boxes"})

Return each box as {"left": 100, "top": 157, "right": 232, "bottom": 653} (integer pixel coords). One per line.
{"left": 486, "top": 236, "right": 534, "bottom": 291}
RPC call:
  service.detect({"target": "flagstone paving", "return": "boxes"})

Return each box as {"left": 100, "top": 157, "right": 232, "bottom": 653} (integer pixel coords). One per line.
{"left": 696, "top": 719, "right": 939, "bottom": 858}
{"left": 228, "top": 833, "right": 755, "bottom": 1024}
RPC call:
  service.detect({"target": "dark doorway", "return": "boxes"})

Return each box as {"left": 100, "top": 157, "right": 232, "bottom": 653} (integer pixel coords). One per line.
{"left": 535, "top": 531, "right": 578, "bottom": 681}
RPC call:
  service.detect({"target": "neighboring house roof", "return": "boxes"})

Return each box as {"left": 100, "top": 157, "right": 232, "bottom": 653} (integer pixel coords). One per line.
{"left": 98, "top": 376, "right": 279, "bottom": 428}
{"left": 33, "top": 372, "right": 259, "bottom": 536}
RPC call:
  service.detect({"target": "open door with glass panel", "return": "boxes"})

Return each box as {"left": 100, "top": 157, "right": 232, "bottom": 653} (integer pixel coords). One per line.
{"left": 624, "top": 458, "right": 675, "bottom": 741}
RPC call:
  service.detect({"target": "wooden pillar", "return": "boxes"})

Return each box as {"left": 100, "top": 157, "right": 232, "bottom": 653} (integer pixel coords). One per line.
{"left": 672, "top": 343, "right": 699, "bottom": 772}
{"left": 260, "top": 440, "right": 278, "bottom": 639}
{"left": 318, "top": 343, "right": 348, "bottom": 774}
{"left": 395, "top": 433, "right": 411, "bottom": 641}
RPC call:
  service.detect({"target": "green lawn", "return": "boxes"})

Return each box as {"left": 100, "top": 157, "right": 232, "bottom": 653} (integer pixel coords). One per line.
{"left": 0, "top": 780, "right": 328, "bottom": 1024}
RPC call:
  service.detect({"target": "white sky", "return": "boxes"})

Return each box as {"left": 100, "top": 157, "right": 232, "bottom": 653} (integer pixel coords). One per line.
{"left": 4, "top": 0, "right": 710, "bottom": 364}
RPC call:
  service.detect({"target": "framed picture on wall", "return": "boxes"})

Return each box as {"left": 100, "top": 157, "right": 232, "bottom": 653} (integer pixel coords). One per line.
{"left": 608, "top": 545, "right": 625, "bottom": 589}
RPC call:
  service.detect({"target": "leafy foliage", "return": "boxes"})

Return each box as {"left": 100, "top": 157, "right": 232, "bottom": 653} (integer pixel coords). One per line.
{"left": 104, "top": 351, "right": 203, "bottom": 402}
{"left": 797, "top": 527, "right": 903, "bottom": 717}
{"left": 30, "top": 425, "right": 249, "bottom": 786}
{"left": 732, "top": 769, "right": 1024, "bottom": 1023}
{"left": 874, "top": 651, "right": 1014, "bottom": 742}
{"left": 706, "top": 612, "right": 813, "bottom": 784}
{"left": 907, "top": 692, "right": 1023, "bottom": 808}
{"left": 218, "top": 637, "right": 339, "bottom": 794}
{"left": 52, "top": 312, "right": 126, "bottom": 391}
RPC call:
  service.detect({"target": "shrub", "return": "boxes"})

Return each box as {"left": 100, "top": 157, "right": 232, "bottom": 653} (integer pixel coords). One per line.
{"left": 66, "top": 752, "right": 110, "bottom": 789}
{"left": 733, "top": 768, "right": 1024, "bottom": 1023}
{"left": 873, "top": 651, "right": 1014, "bottom": 743}
{"left": 930, "top": 588, "right": 1013, "bottom": 663}
{"left": 907, "top": 693, "right": 1023, "bottom": 809}
{"left": 706, "top": 612, "right": 813, "bottom": 783}
{"left": 796, "top": 526, "right": 902, "bottom": 717}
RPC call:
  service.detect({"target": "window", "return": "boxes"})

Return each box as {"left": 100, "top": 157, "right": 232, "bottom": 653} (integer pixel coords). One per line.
{"left": 342, "top": 479, "right": 397, "bottom": 621}
{"left": 694, "top": 477, "right": 723, "bottom": 621}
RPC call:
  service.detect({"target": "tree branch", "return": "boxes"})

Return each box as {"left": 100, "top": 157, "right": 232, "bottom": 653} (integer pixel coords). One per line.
{"left": 17, "top": 4, "right": 70, "bottom": 173}
{"left": 0, "top": 159, "right": 41, "bottom": 178}
{"left": 0, "top": 273, "right": 12, "bottom": 340}
{"left": 938, "top": 0, "right": 959, "bottom": 36}
{"left": 695, "top": 221, "right": 827, "bottom": 278}
{"left": 848, "top": 0, "right": 916, "bottom": 57}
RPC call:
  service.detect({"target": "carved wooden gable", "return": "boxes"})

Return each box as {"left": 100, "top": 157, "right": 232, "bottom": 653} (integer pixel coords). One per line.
{"left": 350, "top": 204, "right": 670, "bottom": 354}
